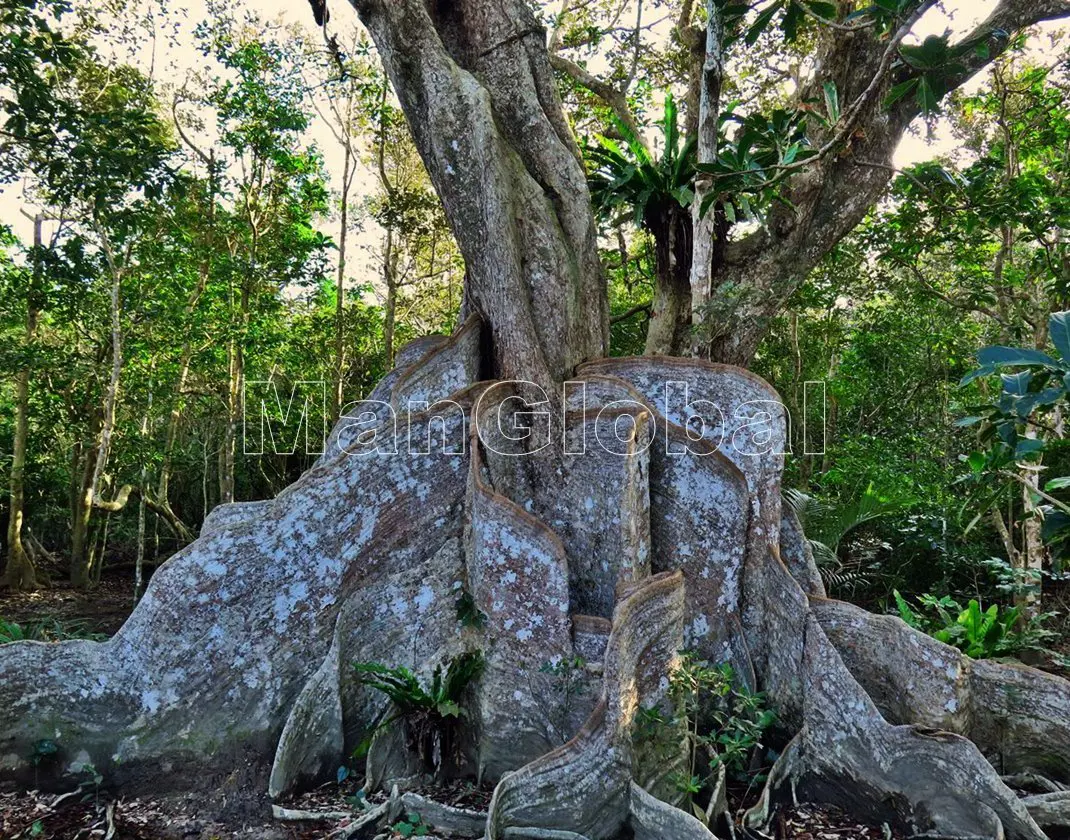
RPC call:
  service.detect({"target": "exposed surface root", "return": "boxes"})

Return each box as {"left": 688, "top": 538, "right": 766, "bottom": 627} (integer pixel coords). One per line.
{"left": 816, "top": 597, "right": 1070, "bottom": 781}
{"left": 485, "top": 572, "right": 686, "bottom": 840}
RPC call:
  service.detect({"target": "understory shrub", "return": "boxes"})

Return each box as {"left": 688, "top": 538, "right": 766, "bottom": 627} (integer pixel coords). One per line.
{"left": 635, "top": 653, "right": 775, "bottom": 824}
{"left": 892, "top": 591, "right": 1056, "bottom": 659}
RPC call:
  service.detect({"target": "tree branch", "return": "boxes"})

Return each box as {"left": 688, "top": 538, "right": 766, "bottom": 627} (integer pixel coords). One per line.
{"left": 93, "top": 485, "right": 194, "bottom": 543}
{"left": 610, "top": 301, "right": 652, "bottom": 323}
{"left": 547, "top": 53, "right": 647, "bottom": 146}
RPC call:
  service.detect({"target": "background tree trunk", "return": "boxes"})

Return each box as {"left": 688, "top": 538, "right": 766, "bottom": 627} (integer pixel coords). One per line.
{"left": 643, "top": 205, "right": 691, "bottom": 356}
{"left": 333, "top": 140, "right": 352, "bottom": 422}
{"left": 2, "top": 218, "right": 41, "bottom": 592}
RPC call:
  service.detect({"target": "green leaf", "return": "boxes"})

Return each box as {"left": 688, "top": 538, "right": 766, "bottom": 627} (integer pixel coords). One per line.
{"left": 1046, "top": 477, "right": 1070, "bottom": 492}
{"left": 662, "top": 91, "right": 679, "bottom": 157}
{"left": 1015, "top": 438, "right": 1045, "bottom": 458}
{"left": 822, "top": 81, "right": 840, "bottom": 124}
{"left": 745, "top": 1, "right": 783, "bottom": 46}
{"left": 805, "top": 0, "right": 838, "bottom": 19}
{"left": 1000, "top": 370, "right": 1032, "bottom": 397}
{"left": 916, "top": 76, "right": 938, "bottom": 115}
{"left": 900, "top": 35, "right": 950, "bottom": 71}
{"left": 884, "top": 79, "right": 918, "bottom": 109}
{"left": 1043, "top": 510, "right": 1070, "bottom": 543}
{"left": 1050, "top": 311, "right": 1070, "bottom": 361}
{"left": 976, "top": 346, "right": 1060, "bottom": 369}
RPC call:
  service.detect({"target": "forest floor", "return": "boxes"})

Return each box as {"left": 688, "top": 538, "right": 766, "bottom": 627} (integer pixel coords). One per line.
{"left": 0, "top": 573, "right": 133, "bottom": 640}
{"left": 0, "top": 778, "right": 906, "bottom": 839}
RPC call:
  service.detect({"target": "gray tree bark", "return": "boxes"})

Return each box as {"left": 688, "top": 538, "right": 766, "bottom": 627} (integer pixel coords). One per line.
{"left": 351, "top": 0, "right": 608, "bottom": 389}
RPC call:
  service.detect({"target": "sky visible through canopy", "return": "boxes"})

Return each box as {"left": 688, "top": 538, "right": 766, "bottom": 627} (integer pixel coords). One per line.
{"left": 1, "top": 0, "right": 1063, "bottom": 291}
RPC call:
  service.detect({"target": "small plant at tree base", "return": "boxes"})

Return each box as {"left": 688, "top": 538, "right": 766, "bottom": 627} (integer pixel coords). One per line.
{"left": 390, "top": 811, "right": 429, "bottom": 837}
{"left": 0, "top": 620, "right": 27, "bottom": 644}
{"left": 29, "top": 739, "right": 58, "bottom": 787}
{"left": 635, "top": 652, "right": 775, "bottom": 822}
{"left": 76, "top": 763, "right": 104, "bottom": 804}
{"left": 893, "top": 590, "right": 1056, "bottom": 659}
{"left": 454, "top": 591, "right": 487, "bottom": 629}
{"left": 353, "top": 651, "right": 484, "bottom": 779}
{"left": 539, "top": 655, "right": 587, "bottom": 744}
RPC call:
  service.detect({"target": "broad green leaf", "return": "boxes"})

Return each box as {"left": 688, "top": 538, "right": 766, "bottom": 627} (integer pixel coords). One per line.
{"left": 823, "top": 81, "right": 840, "bottom": 124}
{"left": 745, "top": 1, "right": 783, "bottom": 46}
{"left": 916, "top": 76, "right": 938, "bottom": 115}
{"left": 976, "top": 346, "right": 1059, "bottom": 369}
{"left": 884, "top": 78, "right": 918, "bottom": 108}
{"left": 1050, "top": 311, "right": 1070, "bottom": 361}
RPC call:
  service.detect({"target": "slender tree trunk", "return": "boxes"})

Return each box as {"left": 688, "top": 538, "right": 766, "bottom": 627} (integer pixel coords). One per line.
{"left": 333, "top": 141, "right": 352, "bottom": 422}
{"left": 688, "top": 0, "right": 723, "bottom": 358}
{"left": 383, "top": 227, "right": 397, "bottom": 367}
{"left": 158, "top": 353, "right": 192, "bottom": 505}
{"left": 1019, "top": 432, "right": 1045, "bottom": 617}
{"left": 1017, "top": 310, "right": 1051, "bottom": 618}
{"left": 220, "top": 339, "right": 238, "bottom": 505}
{"left": 71, "top": 227, "right": 125, "bottom": 588}
{"left": 70, "top": 437, "right": 98, "bottom": 586}
{"left": 89, "top": 226, "right": 124, "bottom": 519}
{"left": 821, "top": 349, "right": 839, "bottom": 475}
{"left": 3, "top": 230, "right": 40, "bottom": 591}
{"left": 135, "top": 380, "right": 152, "bottom": 600}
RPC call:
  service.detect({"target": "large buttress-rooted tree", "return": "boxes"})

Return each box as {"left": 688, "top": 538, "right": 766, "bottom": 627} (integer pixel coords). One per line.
{"left": 4, "top": 1, "right": 1070, "bottom": 838}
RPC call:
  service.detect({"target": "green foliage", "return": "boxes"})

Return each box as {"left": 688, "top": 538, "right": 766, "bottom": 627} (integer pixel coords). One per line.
{"left": 755, "top": 61, "right": 1070, "bottom": 612}
{"left": 454, "top": 590, "right": 487, "bottom": 629}
{"left": 784, "top": 483, "right": 906, "bottom": 590}
{"left": 695, "top": 106, "right": 814, "bottom": 220}
{"left": 390, "top": 812, "right": 429, "bottom": 838}
{"left": 956, "top": 311, "right": 1070, "bottom": 559}
{"left": 892, "top": 590, "right": 1056, "bottom": 658}
{"left": 0, "top": 618, "right": 106, "bottom": 644}
{"left": 539, "top": 655, "right": 588, "bottom": 744}
{"left": 635, "top": 653, "right": 774, "bottom": 822}
{"left": 0, "top": 2, "right": 448, "bottom": 591}
{"left": 586, "top": 92, "right": 695, "bottom": 228}
{"left": 354, "top": 652, "right": 484, "bottom": 721}
{"left": 353, "top": 652, "right": 484, "bottom": 777}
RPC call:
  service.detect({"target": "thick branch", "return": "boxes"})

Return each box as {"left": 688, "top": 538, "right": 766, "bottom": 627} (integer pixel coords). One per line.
{"left": 547, "top": 53, "right": 647, "bottom": 146}
{"left": 707, "top": 0, "right": 1070, "bottom": 365}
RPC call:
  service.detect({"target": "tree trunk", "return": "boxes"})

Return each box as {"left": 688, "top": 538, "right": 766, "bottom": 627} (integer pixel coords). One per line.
{"left": 643, "top": 206, "right": 692, "bottom": 356}
{"left": 89, "top": 225, "right": 124, "bottom": 521}
{"left": 220, "top": 338, "right": 239, "bottom": 505}
{"left": 70, "top": 438, "right": 97, "bottom": 587}
{"left": 354, "top": 0, "right": 607, "bottom": 389}
{"left": 688, "top": 0, "right": 723, "bottom": 358}
{"left": 333, "top": 141, "right": 352, "bottom": 422}
{"left": 383, "top": 226, "right": 397, "bottom": 367}
{"left": 3, "top": 276, "right": 39, "bottom": 592}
